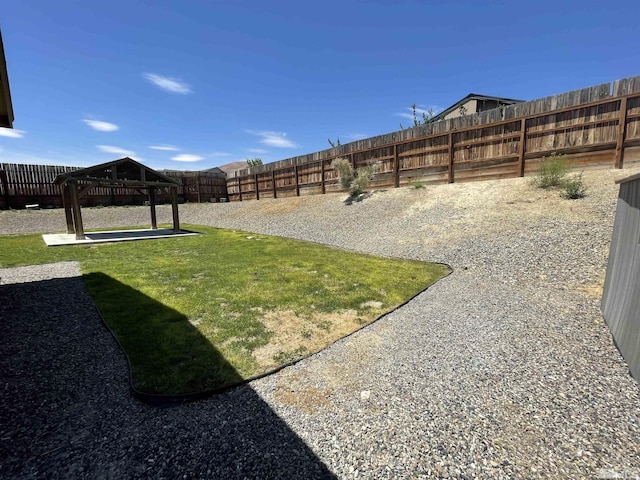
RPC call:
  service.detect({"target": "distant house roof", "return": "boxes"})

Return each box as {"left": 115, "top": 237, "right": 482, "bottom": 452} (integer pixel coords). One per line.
{"left": 432, "top": 93, "right": 525, "bottom": 121}
{"left": 54, "top": 157, "right": 179, "bottom": 187}
{"left": 217, "top": 161, "right": 249, "bottom": 177}
{"left": 0, "top": 29, "right": 14, "bottom": 128}
{"left": 202, "top": 167, "right": 226, "bottom": 176}
{"left": 160, "top": 167, "right": 227, "bottom": 177}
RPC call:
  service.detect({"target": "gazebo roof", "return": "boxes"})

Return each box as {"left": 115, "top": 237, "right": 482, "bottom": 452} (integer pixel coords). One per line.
{"left": 54, "top": 157, "right": 179, "bottom": 188}
{"left": 53, "top": 157, "right": 182, "bottom": 242}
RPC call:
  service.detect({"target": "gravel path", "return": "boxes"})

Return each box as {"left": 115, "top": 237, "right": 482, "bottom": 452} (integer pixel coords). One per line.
{"left": 1, "top": 167, "right": 640, "bottom": 479}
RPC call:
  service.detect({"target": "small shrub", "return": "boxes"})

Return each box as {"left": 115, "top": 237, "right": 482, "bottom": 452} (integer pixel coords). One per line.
{"left": 349, "top": 164, "right": 377, "bottom": 197}
{"left": 534, "top": 153, "right": 569, "bottom": 188}
{"left": 409, "top": 180, "right": 425, "bottom": 189}
{"left": 331, "top": 158, "right": 355, "bottom": 191}
{"left": 332, "top": 158, "right": 378, "bottom": 197}
{"left": 562, "top": 172, "right": 586, "bottom": 199}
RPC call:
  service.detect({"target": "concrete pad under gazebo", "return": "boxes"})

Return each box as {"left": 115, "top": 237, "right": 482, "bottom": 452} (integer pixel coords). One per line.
{"left": 51, "top": 157, "right": 184, "bottom": 242}
{"left": 42, "top": 228, "right": 199, "bottom": 246}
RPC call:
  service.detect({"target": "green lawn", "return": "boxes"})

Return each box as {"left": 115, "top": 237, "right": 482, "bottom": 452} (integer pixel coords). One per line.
{"left": 0, "top": 225, "right": 449, "bottom": 395}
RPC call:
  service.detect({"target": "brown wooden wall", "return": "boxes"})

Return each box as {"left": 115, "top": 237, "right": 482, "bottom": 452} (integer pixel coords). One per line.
{"left": 227, "top": 75, "right": 640, "bottom": 201}
{"left": 0, "top": 164, "right": 229, "bottom": 209}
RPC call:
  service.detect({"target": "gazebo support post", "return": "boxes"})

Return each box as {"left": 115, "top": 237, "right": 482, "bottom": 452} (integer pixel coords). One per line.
{"left": 62, "top": 184, "right": 75, "bottom": 234}
{"left": 69, "top": 180, "right": 85, "bottom": 240}
{"left": 171, "top": 186, "right": 180, "bottom": 233}
{"left": 149, "top": 187, "right": 158, "bottom": 229}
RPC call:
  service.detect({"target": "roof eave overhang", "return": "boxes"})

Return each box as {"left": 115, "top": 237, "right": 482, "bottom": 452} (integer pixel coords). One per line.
{"left": 616, "top": 172, "right": 640, "bottom": 185}
{"left": 0, "top": 29, "right": 14, "bottom": 128}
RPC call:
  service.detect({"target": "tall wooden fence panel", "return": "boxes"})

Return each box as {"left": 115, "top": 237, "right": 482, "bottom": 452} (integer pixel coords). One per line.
{"left": 162, "top": 171, "right": 228, "bottom": 203}
{"left": 0, "top": 164, "right": 228, "bottom": 208}
{"left": 228, "top": 75, "right": 640, "bottom": 201}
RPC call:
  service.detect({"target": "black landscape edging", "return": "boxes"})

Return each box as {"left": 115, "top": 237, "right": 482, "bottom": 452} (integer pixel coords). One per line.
{"left": 92, "top": 262, "right": 453, "bottom": 408}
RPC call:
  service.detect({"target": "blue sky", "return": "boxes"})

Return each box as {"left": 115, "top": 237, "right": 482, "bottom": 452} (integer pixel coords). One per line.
{"left": 1, "top": 0, "right": 639, "bottom": 170}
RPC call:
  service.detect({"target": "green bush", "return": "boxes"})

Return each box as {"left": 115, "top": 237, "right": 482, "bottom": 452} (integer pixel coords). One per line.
{"left": 562, "top": 172, "right": 586, "bottom": 199}
{"left": 331, "top": 158, "right": 355, "bottom": 190}
{"left": 331, "top": 158, "right": 378, "bottom": 197}
{"left": 534, "top": 153, "right": 569, "bottom": 188}
{"left": 349, "top": 164, "right": 377, "bottom": 197}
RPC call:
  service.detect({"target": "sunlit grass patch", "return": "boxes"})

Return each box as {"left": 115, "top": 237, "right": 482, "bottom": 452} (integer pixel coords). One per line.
{"left": 0, "top": 225, "right": 449, "bottom": 394}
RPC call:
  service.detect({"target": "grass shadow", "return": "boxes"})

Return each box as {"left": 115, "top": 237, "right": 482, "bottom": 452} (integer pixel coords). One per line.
{"left": 83, "top": 272, "right": 245, "bottom": 401}
{"left": 0, "top": 272, "right": 337, "bottom": 478}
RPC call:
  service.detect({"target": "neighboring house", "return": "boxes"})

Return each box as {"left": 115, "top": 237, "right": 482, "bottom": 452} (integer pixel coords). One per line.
{"left": 158, "top": 167, "right": 224, "bottom": 177}
{"left": 601, "top": 172, "right": 640, "bottom": 382}
{"left": 217, "top": 161, "right": 249, "bottom": 178}
{"left": 201, "top": 167, "right": 226, "bottom": 177}
{"left": 159, "top": 167, "right": 225, "bottom": 177}
{"left": 432, "top": 94, "right": 524, "bottom": 122}
{"left": 0, "top": 28, "right": 14, "bottom": 128}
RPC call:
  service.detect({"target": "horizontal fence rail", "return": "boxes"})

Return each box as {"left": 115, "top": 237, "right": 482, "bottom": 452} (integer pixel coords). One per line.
{"left": 0, "top": 164, "right": 229, "bottom": 209}
{"left": 227, "top": 75, "right": 640, "bottom": 201}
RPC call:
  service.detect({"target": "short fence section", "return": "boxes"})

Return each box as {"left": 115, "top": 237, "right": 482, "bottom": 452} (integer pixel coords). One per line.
{"left": 162, "top": 171, "right": 228, "bottom": 204}
{"left": 0, "top": 164, "right": 228, "bottom": 209}
{"left": 227, "top": 75, "right": 640, "bottom": 201}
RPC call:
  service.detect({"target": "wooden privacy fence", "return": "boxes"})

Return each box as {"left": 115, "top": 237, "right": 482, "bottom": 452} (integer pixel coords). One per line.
{"left": 162, "top": 170, "right": 228, "bottom": 203}
{"left": 0, "top": 164, "right": 229, "bottom": 209}
{"left": 227, "top": 75, "right": 640, "bottom": 201}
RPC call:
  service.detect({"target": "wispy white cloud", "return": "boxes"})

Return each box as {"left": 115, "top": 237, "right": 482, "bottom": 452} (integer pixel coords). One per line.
{"left": 83, "top": 119, "right": 119, "bottom": 132}
{"left": 172, "top": 154, "right": 203, "bottom": 162}
{"left": 149, "top": 144, "right": 179, "bottom": 151}
{"left": 97, "top": 145, "right": 135, "bottom": 157}
{"left": 343, "top": 133, "right": 368, "bottom": 141}
{"left": 0, "top": 128, "right": 26, "bottom": 138}
{"left": 210, "top": 151, "right": 231, "bottom": 157}
{"left": 246, "top": 130, "right": 298, "bottom": 148}
{"left": 248, "top": 148, "right": 268, "bottom": 154}
{"left": 143, "top": 73, "right": 192, "bottom": 94}
{"left": 395, "top": 105, "right": 443, "bottom": 121}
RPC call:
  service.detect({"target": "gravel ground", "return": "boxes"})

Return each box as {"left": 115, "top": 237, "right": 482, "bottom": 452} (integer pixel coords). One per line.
{"left": 1, "top": 166, "right": 640, "bottom": 479}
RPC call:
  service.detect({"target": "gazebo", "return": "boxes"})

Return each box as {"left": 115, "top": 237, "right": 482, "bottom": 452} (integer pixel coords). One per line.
{"left": 54, "top": 157, "right": 181, "bottom": 240}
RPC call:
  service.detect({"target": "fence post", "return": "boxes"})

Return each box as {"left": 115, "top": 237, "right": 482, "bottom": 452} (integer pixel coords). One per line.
{"left": 196, "top": 175, "right": 201, "bottom": 203}
{"left": 0, "top": 169, "right": 10, "bottom": 207}
{"left": 272, "top": 170, "right": 277, "bottom": 198}
{"left": 393, "top": 144, "right": 399, "bottom": 188}
{"left": 238, "top": 177, "right": 243, "bottom": 202}
{"left": 181, "top": 177, "right": 188, "bottom": 202}
{"left": 448, "top": 133, "right": 455, "bottom": 183}
{"left": 321, "top": 160, "right": 326, "bottom": 194}
{"left": 615, "top": 96, "right": 628, "bottom": 169}
{"left": 518, "top": 118, "right": 527, "bottom": 177}
{"left": 254, "top": 174, "right": 259, "bottom": 200}
{"left": 294, "top": 165, "right": 300, "bottom": 196}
